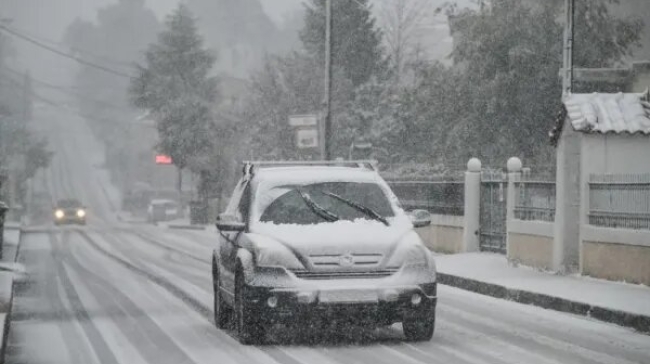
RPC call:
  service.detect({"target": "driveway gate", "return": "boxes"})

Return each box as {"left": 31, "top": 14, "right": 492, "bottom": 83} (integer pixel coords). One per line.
{"left": 480, "top": 171, "right": 507, "bottom": 253}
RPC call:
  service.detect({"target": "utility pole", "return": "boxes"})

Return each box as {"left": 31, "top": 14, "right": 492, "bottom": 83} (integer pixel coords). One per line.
{"left": 322, "top": 0, "right": 333, "bottom": 160}
{"left": 22, "top": 72, "right": 31, "bottom": 122}
{"left": 562, "top": 0, "right": 574, "bottom": 98}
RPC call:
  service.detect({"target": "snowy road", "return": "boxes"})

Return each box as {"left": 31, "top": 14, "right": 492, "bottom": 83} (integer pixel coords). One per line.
{"left": 5, "top": 107, "right": 650, "bottom": 364}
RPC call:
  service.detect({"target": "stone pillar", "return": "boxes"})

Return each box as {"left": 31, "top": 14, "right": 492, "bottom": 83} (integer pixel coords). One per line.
{"left": 463, "top": 158, "right": 481, "bottom": 252}
{"left": 553, "top": 116, "right": 581, "bottom": 273}
{"left": 506, "top": 157, "right": 522, "bottom": 260}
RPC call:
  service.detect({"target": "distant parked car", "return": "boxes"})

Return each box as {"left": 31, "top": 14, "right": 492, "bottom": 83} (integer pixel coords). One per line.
{"left": 147, "top": 199, "right": 180, "bottom": 223}
{"left": 54, "top": 198, "right": 86, "bottom": 225}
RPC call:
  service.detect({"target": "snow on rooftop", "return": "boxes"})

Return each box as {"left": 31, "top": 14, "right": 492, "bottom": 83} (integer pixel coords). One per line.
{"left": 564, "top": 92, "right": 650, "bottom": 134}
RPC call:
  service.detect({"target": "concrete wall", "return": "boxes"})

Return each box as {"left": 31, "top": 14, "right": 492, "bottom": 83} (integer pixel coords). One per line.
{"left": 507, "top": 220, "right": 554, "bottom": 270}
{"left": 631, "top": 66, "right": 650, "bottom": 92}
{"left": 581, "top": 133, "right": 650, "bottom": 176}
{"left": 578, "top": 134, "right": 650, "bottom": 284}
{"left": 416, "top": 214, "right": 465, "bottom": 254}
{"left": 581, "top": 226, "right": 650, "bottom": 285}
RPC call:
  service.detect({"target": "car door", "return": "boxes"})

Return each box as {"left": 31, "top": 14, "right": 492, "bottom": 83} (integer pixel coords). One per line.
{"left": 217, "top": 178, "right": 249, "bottom": 297}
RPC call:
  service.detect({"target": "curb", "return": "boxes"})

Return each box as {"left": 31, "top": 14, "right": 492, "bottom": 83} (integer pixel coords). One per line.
{"left": 437, "top": 273, "right": 650, "bottom": 334}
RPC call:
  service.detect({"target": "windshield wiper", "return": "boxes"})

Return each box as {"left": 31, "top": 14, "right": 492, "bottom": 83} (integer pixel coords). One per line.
{"left": 296, "top": 189, "right": 339, "bottom": 222}
{"left": 321, "top": 191, "right": 389, "bottom": 226}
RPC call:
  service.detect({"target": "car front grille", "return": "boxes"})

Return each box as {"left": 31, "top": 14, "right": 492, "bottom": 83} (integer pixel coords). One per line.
{"left": 309, "top": 253, "right": 384, "bottom": 268}
{"left": 290, "top": 269, "right": 399, "bottom": 280}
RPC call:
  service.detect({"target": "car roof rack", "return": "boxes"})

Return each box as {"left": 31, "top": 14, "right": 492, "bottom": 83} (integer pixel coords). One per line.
{"left": 242, "top": 160, "right": 378, "bottom": 177}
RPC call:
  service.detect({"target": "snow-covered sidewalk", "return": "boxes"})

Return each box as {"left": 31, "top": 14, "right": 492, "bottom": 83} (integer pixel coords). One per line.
{"left": 435, "top": 252, "right": 650, "bottom": 333}
{"left": 0, "top": 223, "right": 23, "bottom": 359}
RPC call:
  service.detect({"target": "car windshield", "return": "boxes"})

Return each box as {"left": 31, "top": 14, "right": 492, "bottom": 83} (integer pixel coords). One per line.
{"left": 57, "top": 199, "right": 82, "bottom": 208}
{"left": 258, "top": 181, "right": 394, "bottom": 225}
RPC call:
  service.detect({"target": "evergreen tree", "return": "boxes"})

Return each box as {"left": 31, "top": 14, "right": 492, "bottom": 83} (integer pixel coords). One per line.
{"left": 300, "top": 0, "right": 385, "bottom": 86}
{"left": 129, "top": 4, "right": 218, "bottom": 172}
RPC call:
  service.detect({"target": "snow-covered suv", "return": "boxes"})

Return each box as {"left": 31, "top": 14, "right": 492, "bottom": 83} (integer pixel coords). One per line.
{"left": 212, "top": 161, "right": 437, "bottom": 344}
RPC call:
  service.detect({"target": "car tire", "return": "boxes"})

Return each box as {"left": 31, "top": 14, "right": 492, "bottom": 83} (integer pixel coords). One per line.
{"left": 403, "top": 313, "right": 435, "bottom": 342}
{"left": 212, "top": 261, "right": 231, "bottom": 329}
{"left": 235, "top": 269, "right": 265, "bottom": 345}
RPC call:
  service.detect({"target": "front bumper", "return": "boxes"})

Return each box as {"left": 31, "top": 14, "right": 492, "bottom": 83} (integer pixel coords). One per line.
{"left": 243, "top": 278, "right": 437, "bottom": 326}
{"left": 55, "top": 217, "right": 86, "bottom": 225}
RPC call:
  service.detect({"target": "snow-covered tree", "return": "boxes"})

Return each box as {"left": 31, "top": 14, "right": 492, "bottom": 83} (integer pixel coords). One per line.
{"left": 129, "top": 4, "right": 218, "bottom": 173}
{"left": 300, "top": 0, "right": 385, "bottom": 87}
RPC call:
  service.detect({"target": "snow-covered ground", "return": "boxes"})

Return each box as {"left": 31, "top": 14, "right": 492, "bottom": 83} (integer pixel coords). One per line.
{"left": 5, "top": 105, "right": 650, "bottom": 364}
{"left": 435, "top": 252, "right": 650, "bottom": 317}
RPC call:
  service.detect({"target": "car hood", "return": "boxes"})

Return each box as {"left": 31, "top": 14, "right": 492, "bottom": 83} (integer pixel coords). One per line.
{"left": 250, "top": 217, "right": 415, "bottom": 270}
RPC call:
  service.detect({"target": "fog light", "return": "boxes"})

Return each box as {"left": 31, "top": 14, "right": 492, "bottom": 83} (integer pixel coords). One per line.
{"left": 297, "top": 292, "right": 314, "bottom": 304}
{"left": 411, "top": 293, "right": 422, "bottom": 306}
{"left": 267, "top": 296, "right": 278, "bottom": 308}
{"left": 77, "top": 209, "right": 86, "bottom": 218}
{"left": 383, "top": 289, "right": 399, "bottom": 302}
{"left": 55, "top": 210, "right": 64, "bottom": 219}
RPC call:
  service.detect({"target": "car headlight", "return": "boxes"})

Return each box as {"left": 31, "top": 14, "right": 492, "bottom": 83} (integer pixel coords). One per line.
{"left": 55, "top": 210, "right": 65, "bottom": 219}
{"left": 255, "top": 245, "right": 304, "bottom": 270}
{"left": 387, "top": 233, "right": 431, "bottom": 268}
{"left": 77, "top": 209, "right": 86, "bottom": 218}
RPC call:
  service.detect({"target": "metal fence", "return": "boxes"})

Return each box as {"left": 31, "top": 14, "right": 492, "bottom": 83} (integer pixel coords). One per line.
{"left": 588, "top": 173, "right": 650, "bottom": 230}
{"left": 386, "top": 180, "right": 465, "bottom": 216}
{"left": 514, "top": 170, "right": 556, "bottom": 222}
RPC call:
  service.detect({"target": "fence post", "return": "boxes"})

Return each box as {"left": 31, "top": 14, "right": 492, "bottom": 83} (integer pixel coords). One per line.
{"left": 0, "top": 201, "right": 8, "bottom": 260}
{"left": 463, "top": 158, "right": 481, "bottom": 252}
{"left": 506, "top": 157, "right": 522, "bottom": 260}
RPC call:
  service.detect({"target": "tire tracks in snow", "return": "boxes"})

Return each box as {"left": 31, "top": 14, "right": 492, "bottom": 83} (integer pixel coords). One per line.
{"left": 48, "top": 231, "right": 120, "bottom": 364}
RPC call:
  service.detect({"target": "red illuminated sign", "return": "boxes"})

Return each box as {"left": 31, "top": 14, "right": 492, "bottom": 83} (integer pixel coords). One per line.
{"left": 155, "top": 155, "right": 173, "bottom": 165}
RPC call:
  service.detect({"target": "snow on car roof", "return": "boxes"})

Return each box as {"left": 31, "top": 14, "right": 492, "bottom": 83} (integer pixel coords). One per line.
{"left": 252, "top": 166, "right": 382, "bottom": 185}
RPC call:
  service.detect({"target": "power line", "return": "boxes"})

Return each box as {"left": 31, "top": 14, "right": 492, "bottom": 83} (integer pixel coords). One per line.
{"left": 0, "top": 24, "right": 134, "bottom": 79}
{"left": 26, "top": 89, "right": 133, "bottom": 126}
{"left": 4, "top": 67, "right": 131, "bottom": 113}
{"left": 1, "top": 67, "right": 130, "bottom": 112}
{"left": 2, "top": 66, "right": 77, "bottom": 90}
{"left": 2, "top": 23, "right": 133, "bottom": 69}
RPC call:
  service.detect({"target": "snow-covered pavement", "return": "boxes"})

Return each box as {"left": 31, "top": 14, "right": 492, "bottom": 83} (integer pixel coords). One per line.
{"left": 5, "top": 106, "right": 650, "bottom": 364}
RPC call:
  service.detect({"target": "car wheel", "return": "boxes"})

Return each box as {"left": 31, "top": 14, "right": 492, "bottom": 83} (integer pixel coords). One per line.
{"left": 403, "top": 313, "right": 435, "bottom": 342}
{"left": 235, "top": 269, "right": 265, "bottom": 345}
{"left": 212, "top": 261, "right": 231, "bottom": 329}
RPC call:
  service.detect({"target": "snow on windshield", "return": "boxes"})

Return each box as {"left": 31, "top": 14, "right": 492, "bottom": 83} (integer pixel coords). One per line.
{"left": 251, "top": 177, "right": 407, "bottom": 226}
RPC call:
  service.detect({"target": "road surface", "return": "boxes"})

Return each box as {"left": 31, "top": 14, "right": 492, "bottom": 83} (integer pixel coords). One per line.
{"left": 5, "top": 106, "right": 650, "bottom": 364}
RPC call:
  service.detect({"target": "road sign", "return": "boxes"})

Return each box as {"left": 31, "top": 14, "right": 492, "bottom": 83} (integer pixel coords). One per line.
{"left": 289, "top": 114, "right": 318, "bottom": 127}
{"left": 296, "top": 128, "right": 319, "bottom": 149}
{"left": 155, "top": 154, "right": 173, "bottom": 165}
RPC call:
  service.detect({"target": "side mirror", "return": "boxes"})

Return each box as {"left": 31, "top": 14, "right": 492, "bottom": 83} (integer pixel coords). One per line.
{"left": 216, "top": 221, "right": 246, "bottom": 232}
{"left": 409, "top": 209, "right": 432, "bottom": 228}
{"left": 216, "top": 213, "right": 245, "bottom": 232}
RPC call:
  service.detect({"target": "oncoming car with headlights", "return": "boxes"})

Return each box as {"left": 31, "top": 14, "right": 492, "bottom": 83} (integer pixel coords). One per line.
{"left": 212, "top": 161, "right": 437, "bottom": 345}
{"left": 53, "top": 198, "right": 87, "bottom": 225}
